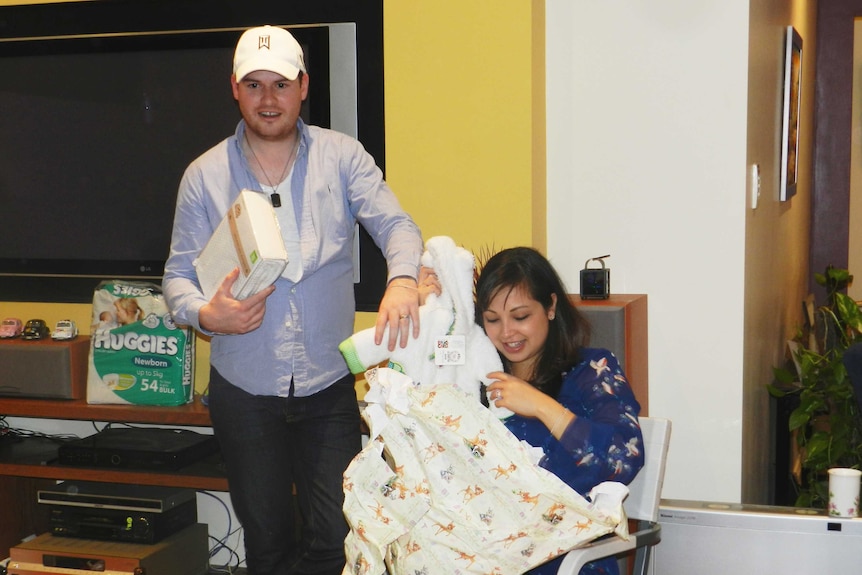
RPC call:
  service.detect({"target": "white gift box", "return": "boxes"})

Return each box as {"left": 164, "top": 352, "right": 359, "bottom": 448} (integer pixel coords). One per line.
{"left": 195, "top": 190, "right": 288, "bottom": 301}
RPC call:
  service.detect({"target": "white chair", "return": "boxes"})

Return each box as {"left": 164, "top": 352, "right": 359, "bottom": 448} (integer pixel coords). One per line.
{"left": 556, "top": 417, "right": 672, "bottom": 575}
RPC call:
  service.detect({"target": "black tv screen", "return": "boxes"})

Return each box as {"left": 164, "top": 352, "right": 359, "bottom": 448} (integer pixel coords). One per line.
{"left": 0, "top": 0, "right": 388, "bottom": 310}
{"left": 0, "top": 37, "right": 240, "bottom": 265}
{"left": 0, "top": 27, "right": 334, "bottom": 298}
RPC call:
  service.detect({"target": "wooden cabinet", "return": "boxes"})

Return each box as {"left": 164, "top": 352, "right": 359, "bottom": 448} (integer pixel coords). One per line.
{"left": 0, "top": 395, "right": 224, "bottom": 489}
{"left": 571, "top": 294, "right": 649, "bottom": 416}
{"left": 0, "top": 395, "right": 224, "bottom": 557}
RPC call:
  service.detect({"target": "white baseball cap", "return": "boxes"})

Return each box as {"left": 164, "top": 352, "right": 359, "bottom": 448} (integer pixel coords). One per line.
{"left": 233, "top": 25, "right": 307, "bottom": 82}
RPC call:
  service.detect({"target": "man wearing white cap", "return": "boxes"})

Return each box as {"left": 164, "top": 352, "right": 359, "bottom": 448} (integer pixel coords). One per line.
{"left": 163, "top": 25, "right": 424, "bottom": 575}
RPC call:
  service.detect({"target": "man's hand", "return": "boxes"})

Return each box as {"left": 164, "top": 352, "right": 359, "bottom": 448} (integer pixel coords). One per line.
{"left": 417, "top": 266, "right": 442, "bottom": 305}
{"left": 375, "top": 277, "right": 420, "bottom": 351}
{"left": 199, "top": 268, "right": 275, "bottom": 334}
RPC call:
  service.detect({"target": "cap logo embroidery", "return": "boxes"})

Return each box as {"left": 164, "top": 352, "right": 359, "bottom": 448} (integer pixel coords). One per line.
{"left": 258, "top": 35, "right": 271, "bottom": 50}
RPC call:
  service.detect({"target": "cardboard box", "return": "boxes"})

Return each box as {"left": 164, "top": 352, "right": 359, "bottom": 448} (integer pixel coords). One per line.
{"left": 196, "top": 189, "right": 288, "bottom": 300}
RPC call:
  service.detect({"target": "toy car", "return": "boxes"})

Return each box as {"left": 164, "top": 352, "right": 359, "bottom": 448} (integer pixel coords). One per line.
{"left": 21, "top": 319, "right": 50, "bottom": 340}
{"left": 52, "top": 319, "right": 78, "bottom": 340}
{"left": 0, "top": 317, "right": 23, "bottom": 338}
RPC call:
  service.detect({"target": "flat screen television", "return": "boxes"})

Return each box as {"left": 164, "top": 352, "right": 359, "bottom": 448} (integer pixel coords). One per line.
{"left": 0, "top": 0, "right": 388, "bottom": 310}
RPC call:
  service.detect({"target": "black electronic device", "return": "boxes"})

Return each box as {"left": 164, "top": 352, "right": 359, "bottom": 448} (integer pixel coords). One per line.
{"left": 580, "top": 255, "right": 611, "bottom": 300}
{"left": 37, "top": 480, "right": 196, "bottom": 512}
{"left": 45, "top": 499, "right": 197, "bottom": 544}
{"left": 38, "top": 481, "right": 198, "bottom": 544}
{"left": 0, "top": 2, "right": 390, "bottom": 312}
{"left": 57, "top": 427, "right": 219, "bottom": 471}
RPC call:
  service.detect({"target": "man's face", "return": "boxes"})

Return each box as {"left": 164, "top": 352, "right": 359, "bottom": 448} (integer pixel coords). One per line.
{"left": 231, "top": 69, "right": 308, "bottom": 141}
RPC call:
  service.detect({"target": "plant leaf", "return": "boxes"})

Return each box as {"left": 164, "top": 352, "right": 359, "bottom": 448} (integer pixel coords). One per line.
{"left": 788, "top": 409, "right": 810, "bottom": 431}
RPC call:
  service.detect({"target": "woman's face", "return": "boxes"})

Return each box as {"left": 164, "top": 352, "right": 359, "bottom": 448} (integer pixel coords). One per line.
{"left": 481, "top": 284, "right": 556, "bottom": 380}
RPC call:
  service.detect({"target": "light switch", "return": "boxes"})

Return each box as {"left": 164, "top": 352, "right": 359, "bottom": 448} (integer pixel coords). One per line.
{"left": 750, "top": 164, "right": 761, "bottom": 209}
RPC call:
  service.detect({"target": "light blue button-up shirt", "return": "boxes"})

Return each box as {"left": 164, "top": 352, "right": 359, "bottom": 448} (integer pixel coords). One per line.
{"left": 163, "top": 119, "right": 423, "bottom": 397}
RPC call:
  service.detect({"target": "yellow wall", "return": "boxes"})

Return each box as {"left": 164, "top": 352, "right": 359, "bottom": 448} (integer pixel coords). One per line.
{"left": 382, "top": 1, "right": 541, "bottom": 254}
{"left": 0, "top": 0, "right": 543, "bottom": 397}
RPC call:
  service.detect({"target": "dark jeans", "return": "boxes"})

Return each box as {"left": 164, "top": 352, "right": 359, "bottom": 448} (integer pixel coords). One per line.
{"left": 208, "top": 368, "right": 361, "bottom": 575}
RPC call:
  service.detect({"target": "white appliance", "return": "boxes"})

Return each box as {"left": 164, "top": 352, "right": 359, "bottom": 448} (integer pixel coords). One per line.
{"left": 653, "top": 499, "right": 862, "bottom": 574}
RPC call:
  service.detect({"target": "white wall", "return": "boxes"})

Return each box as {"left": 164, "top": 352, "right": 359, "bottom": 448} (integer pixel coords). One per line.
{"left": 546, "top": 0, "right": 751, "bottom": 502}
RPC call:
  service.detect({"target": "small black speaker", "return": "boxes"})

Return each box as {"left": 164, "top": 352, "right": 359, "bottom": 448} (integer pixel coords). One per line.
{"left": 580, "top": 255, "right": 610, "bottom": 300}
{"left": 0, "top": 337, "right": 88, "bottom": 399}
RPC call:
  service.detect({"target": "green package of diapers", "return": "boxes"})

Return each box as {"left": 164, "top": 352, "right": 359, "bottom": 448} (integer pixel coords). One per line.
{"left": 87, "top": 280, "right": 195, "bottom": 405}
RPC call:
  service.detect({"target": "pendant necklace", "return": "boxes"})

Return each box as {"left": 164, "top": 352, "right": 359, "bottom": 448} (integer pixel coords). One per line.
{"left": 244, "top": 132, "right": 299, "bottom": 208}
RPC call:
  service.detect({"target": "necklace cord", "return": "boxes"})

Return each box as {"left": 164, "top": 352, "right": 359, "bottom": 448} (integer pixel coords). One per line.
{"left": 244, "top": 132, "right": 300, "bottom": 207}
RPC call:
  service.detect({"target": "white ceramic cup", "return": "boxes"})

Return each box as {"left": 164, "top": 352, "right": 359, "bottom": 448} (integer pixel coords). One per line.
{"left": 828, "top": 467, "right": 862, "bottom": 517}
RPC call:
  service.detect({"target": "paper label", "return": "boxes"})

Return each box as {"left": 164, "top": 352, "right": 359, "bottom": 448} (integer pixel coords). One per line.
{"left": 434, "top": 335, "right": 466, "bottom": 365}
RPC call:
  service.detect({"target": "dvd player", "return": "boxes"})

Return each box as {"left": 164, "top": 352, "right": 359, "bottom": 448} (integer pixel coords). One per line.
{"left": 57, "top": 427, "right": 219, "bottom": 471}
{"left": 38, "top": 480, "right": 196, "bottom": 512}
{"left": 46, "top": 499, "right": 197, "bottom": 544}
{"left": 38, "top": 481, "right": 199, "bottom": 544}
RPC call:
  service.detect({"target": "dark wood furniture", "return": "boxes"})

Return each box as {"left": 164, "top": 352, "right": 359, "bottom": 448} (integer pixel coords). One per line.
{"left": 0, "top": 395, "right": 224, "bottom": 557}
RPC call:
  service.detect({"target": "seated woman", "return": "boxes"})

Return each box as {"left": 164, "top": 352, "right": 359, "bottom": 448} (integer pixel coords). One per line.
{"left": 475, "top": 247, "right": 645, "bottom": 575}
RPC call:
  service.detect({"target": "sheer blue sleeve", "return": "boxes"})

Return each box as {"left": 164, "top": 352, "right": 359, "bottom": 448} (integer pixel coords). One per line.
{"left": 546, "top": 348, "right": 644, "bottom": 495}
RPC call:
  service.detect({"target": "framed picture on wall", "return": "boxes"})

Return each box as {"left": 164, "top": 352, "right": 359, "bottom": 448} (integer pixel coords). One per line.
{"left": 780, "top": 26, "right": 803, "bottom": 202}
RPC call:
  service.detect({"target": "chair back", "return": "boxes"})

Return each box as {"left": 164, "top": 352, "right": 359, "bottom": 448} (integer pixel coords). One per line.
{"left": 554, "top": 416, "right": 671, "bottom": 575}
{"left": 625, "top": 417, "right": 671, "bottom": 522}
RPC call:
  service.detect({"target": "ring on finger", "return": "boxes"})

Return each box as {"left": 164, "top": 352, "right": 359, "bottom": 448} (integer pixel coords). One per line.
{"left": 399, "top": 314, "right": 409, "bottom": 320}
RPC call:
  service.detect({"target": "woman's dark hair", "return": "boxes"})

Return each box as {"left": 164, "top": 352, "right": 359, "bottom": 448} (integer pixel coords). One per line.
{"left": 475, "top": 247, "right": 590, "bottom": 396}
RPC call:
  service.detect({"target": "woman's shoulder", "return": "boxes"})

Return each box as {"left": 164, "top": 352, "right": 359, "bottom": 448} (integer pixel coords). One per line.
{"left": 576, "top": 347, "right": 622, "bottom": 366}
{"left": 579, "top": 346, "right": 612, "bottom": 357}
{"left": 561, "top": 348, "right": 624, "bottom": 382}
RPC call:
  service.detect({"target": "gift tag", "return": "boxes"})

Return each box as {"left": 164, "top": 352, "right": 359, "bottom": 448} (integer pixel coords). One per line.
{"left": 435, "top": 335, "right": 466, "bottom": 365}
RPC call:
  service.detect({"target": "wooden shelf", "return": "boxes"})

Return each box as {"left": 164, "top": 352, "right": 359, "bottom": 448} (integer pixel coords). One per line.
{"left": 0, "top": 394, "right": 219, "bottom": 486}
{"left": 0, "top": 461, "right": 228, "bottom": 491}
{"left": 571, "top": 294, "right": 649, "bottom": 416}
{"left": 0, "top": 394, "right": 221, "bottom": 486}
{"left": 0, "top": 395, "right": 225, "bottom": 557}
{"left": 1, "top": 394, "right": 213, "bottom": 426}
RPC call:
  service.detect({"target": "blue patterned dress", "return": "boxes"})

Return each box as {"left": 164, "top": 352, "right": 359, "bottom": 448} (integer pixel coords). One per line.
{"left": 503, "top": 347, "right": 644, "bottom": 575}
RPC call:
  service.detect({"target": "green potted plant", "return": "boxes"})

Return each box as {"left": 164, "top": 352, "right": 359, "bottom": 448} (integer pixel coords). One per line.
{"left": 769, "top": 266, "right": 862, "bottom": 508}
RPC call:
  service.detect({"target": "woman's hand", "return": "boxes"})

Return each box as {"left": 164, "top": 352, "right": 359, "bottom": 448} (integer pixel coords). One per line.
{"left": 486, "top": 371, "right": 575, "bottom": 438}
{"left": 485, "top": 371, "right": 547, "bottom": 418}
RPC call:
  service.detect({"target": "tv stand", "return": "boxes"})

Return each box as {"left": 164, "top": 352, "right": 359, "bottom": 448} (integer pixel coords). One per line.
{"left": 0, "top": 394, "right": 224, "bottom": 557}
